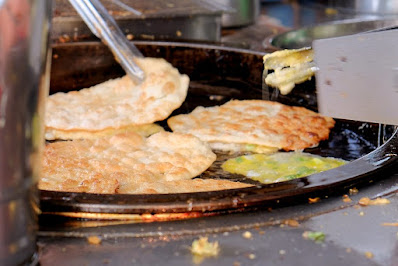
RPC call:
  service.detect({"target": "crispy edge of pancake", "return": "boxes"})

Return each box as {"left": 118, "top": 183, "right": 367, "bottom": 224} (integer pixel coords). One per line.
{"left": 45, "top": 123, "right": 164, "bottom": 140}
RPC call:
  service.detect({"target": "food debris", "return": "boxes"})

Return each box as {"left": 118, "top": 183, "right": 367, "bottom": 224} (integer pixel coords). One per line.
{"left": 126, "top": 34, "right": 134, "bottom": 40}
{"left": 325, "top": 7, "right": 338, "bottom": 15}
{"left": 359, "top": 211, "right": 365, "bottom": 216}
{"left": 358, "top": 197, "right": 390, "bottom": 206}
{"left": 364, "top": 251, "right": 374, "bottom": 259}
{"left": 283, "top": 219, "right": 300, "bottom": 227}
{"left": 190, "top": 237, "right": 220, "bottom": 257}
{"left": 308, "top": 197, "right": 320, "bottom": 204}
{"left": 346, "top": 248, "right": 352, "bottom": 253}
{"left": 242, "top": 231, "right": 252, "bottom": 239}
{"left": 258, "top": 230, "right": 266, "bottom": 235}
{"left": 248, "top": 253, "right": 256, "bottom": 260}
{"left": 87, "top": 236, "right": 102, "bottom": 245}
{"left": 381, "top": 222, "right": 398, "bottom": 227}
{"left": 342, "top": 194, "right": 352, "bottom": 203}
{"left": 302, "top": 231, "right": 325, "bottom": 243}
{"left": 349, "top": 187, "right": 358, "bottom": 195}
{"left": 176, "top": 30, "right": 182, "bottom": 37}
{"left": 279, "top": 249, "right": 286, "bottom": 255}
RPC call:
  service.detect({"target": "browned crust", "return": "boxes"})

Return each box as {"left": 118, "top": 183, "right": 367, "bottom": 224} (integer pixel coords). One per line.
{"left": 168, "top": 100, "right": 335, "bottom": 151}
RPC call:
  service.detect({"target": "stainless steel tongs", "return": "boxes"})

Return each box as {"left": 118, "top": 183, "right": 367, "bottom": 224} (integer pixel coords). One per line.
{"left": 69, "top": 0, "right": 145, "bottom": 83}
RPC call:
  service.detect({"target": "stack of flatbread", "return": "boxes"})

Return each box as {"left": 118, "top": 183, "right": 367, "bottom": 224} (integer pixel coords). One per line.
{"left": 168, "top": 99, "right": 335, "bottom": 153}
{"left": 39, "top": 132, "right": 252, "bottom": 194}
{"left": 45, "top": 57, "right": 189, "bottom": 140}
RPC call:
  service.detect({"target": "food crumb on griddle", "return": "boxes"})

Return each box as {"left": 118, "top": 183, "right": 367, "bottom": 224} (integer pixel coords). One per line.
{"left": 190, "top": 237, "right": 220, "bottom": 257}
{"left": 283, "top": 219, "right": 300, "bottom": 227}
{"left": 302, "top": 231, "right": 325, "bottom": 243}
{"left": 87, "top": 236, "right": 102, "bottom": 245}
{"left": 308, "top": 197, "right": 320, "bottom": 204}
{"left": 248, "top": 253, "right": 256, "bottom": 259}
{"left": 381, "top": 222, "right": 398, "bottom": 227}
{"left": 358, "top": 197, "right": 390, "bottom": 206}
{"left": 349, "top": 187, "right": 358, "bottom": 195}
{"left": 364, "top": 251, "right": 374, "bottom": 259}
{"left": 242, "top": 231, "right": 252, "bottom": 239}
{"left": 342, "top": 194, "right": 352, "bottom": 203}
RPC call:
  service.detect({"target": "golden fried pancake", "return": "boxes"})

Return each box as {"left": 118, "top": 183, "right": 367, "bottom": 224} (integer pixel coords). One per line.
{"left": 45, "top": 57, "right": 189, "bottom": 140}
{"left": 45, "top": 123, "right": 164, "bottom": 140}
{"left": 167, "top": 100, "right": 335, "bottom": 151}
{"left": 39, "top": 131, "right": 221, "bottom": 194}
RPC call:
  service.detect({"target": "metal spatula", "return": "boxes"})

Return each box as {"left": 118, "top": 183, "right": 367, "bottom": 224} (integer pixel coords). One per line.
{"left": 313, "top": 28, "right": 398, "bottom": 125}
{"left": 69, "top": 0, "right": 145, "bottom": 83}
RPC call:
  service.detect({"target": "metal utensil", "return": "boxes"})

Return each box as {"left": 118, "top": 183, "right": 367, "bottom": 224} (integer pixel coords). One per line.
{"left": 0, "top": 0, "right": 52, "bottom": 265}
{"left": 313, "top": 28, "right": 398, "bottom": 125}
{"left": 69, "top": 0, "right": 145, "bottom": 83}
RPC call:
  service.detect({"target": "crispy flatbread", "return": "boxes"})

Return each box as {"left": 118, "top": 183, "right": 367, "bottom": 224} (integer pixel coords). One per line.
{"left": 39, "top": 131, "right": 250, "bottom": 194}
{"left": 45, "top": 57, "right": 189, "bottom": 140}
{"left": 167, "top": 100, "right": 335, "bottom": 151}
{"left": 45, "top": 123, "right": 164, "bottom": 140}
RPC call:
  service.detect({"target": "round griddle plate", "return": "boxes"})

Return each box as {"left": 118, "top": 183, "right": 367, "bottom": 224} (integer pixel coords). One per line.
{"left": 40, "top": 42, "right": 398, "bottom": 216}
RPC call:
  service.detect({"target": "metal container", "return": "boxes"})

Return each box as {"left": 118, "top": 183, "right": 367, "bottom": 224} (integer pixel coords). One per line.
{"left": 316, "top": 0, "right": 398, "bottom": 15}
{"left": 0, "top": 1, "right": 52, "bottom": 265}
{"left": 52, "top": 0, "right": 222, "bottom": 43}
{"left": 266, "top": 18, "right": 398, "bottom": 49}
{"left": 219, "top": 0, "right": 260, "bottom": 27}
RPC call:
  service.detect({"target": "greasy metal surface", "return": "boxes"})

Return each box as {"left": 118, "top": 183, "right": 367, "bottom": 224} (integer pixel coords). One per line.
{"left": 52, "top": 0, "right": 222, "bottom": 43}
{"left": 38, "top": 174, "right": 398, "bottom": 265}
{"left": 40, "top": 41, "right": 398, "bottom": 215}
{"left": 267, "top": 18, "right": 398, "bottom": 49}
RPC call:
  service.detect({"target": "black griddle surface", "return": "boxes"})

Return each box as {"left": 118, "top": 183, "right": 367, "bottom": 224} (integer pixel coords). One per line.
{"left": 40, "top": 41, "right": 398, "bottom": 216}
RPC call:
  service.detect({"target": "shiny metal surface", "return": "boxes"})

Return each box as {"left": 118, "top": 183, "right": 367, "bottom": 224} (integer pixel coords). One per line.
{"left": 0, "top": 0, "right": 52, "bottom": 265}
{"left": 52, "top": 0, "right": 222, "bottom": 43}
{"left": 267, "top": 18, "right": 398, "bottom": 49}
{"left": 314, "top": 28, "right": 398, "bottom": 125}
{"left": 319, "top": 0, "right": 398, "bottom": 15}
{"left": 69, "top": 0, "right": 145, "bottom": 83}
{"left": 218, "top": 0, "right": 260, "bottom": 27}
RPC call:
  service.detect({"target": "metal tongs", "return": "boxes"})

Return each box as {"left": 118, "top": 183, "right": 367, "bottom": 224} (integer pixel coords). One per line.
{"left": 69, "top": 0, "right": 145, "bottom": 83}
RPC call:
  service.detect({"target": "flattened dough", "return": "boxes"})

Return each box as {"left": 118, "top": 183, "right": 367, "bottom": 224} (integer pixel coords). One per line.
{"left": 45, "top": 57, "right": 189, "bottom": 140}
{"left": 39, "top": 131, "right": 245, "bottom": 194}
{"left": 168, "top": 100, "right": 335, "bottom": 151}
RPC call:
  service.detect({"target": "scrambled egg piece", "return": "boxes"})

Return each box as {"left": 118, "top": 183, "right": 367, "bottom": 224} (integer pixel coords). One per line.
{"left": 222, "top": 152, "right": 346, "bottom": 184}
{"left": 263, "top": 48, "right": 316, "bottom": 95}
{"left": 191, "top": 237, "right": 220, "bottom": 257}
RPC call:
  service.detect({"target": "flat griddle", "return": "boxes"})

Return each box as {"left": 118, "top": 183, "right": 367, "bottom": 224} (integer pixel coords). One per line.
{"left": 40, "top": 41, "right": 398, "bottom": 218}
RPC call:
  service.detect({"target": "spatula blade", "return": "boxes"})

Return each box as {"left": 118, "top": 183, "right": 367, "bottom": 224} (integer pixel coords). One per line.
{"left": 313, "top": 29, "right": 398, "bottom": 125}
